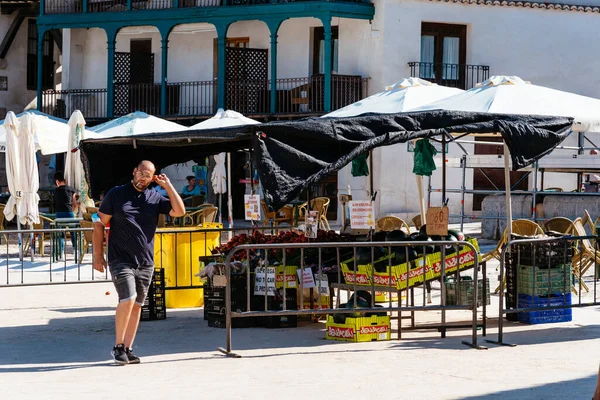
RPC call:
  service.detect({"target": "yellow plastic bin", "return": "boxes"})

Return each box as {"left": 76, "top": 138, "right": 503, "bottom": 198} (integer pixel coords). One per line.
{"left": 154, "top": 223, "right": 222, "bottom": 308}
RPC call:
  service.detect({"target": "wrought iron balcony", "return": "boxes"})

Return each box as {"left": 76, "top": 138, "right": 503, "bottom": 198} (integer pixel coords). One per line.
{"left": 41, "top": 75, "right": 368, "bottom": 120}
{"left": 408, "top": 62, "right": 490, "bottom": 90}
{"left": 43, "top": 0, "right": 368, "bottom": 15}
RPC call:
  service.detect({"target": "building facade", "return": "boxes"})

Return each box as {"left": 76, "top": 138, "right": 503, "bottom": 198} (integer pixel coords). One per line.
{"left": 33, "top": 0, "right": 600, "bottom": 222}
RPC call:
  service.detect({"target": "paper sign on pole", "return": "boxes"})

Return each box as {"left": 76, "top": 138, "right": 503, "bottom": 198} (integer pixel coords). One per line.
{"left": 426, "top": 206, "right": 449, "bottom": 236}
{"left": 254, "top": 266, "right": 276, "bottom": 296}
{"left": 297, "top": 267, "right": 315, "bottom": 289}
{"left": 305, "top": 210, "right": 318, "bottom": 239}
{"left": 244, "top": 194, "right": 261, "bottom": 221}
{"left": 349, "top": 201, "right": 375, "bottom": 229}
{"left": 315, "top": 273, "right": 330, "bottom": 296}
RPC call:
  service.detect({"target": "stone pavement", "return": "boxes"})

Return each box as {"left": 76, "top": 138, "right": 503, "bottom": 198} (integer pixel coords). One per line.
{"left": 1, "top": 279, "right": 599, "bottom": 400}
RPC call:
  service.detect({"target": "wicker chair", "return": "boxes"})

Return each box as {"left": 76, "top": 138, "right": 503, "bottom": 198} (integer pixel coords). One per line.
{"left": 183, "top": 206, "right": 219, "bottom": 226}
{"left": 544, "top": 217, "right": 576, "bottom": 235}
{"left": 411, "top": 215, "right": 423, "bottom": 231}
{"left": 485, "top": 219, "right": 544, "bottom": 294}
{"left": 571, "top": 217, "right": 599, "bottom": 293}
{"left": 24, "top": 215, "right": 54, "bottom": 256}
{"left": 309, "top": 197, "right": 331, "bottom": 231}
{"left": 261, "top": 201, "right": 294, "bottom": 228}
{"left": 376, "top": 216, "right": 411, "bottom": 233}
{"left": 79, "top": 220, "right": 106, "bottom": 263}
{"left": 0, "top": 204, "right": 7, "bottom": 244}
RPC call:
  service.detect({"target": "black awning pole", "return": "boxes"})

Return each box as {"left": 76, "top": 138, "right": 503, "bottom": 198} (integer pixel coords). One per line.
{"left": 442, "top": 134, "right": 447, "bottom": 204}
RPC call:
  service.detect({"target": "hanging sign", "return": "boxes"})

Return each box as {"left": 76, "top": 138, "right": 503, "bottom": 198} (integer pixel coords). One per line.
{"left": 297, "top": 267, "right": 315, "bottom": 289}
{"left": 315, "top": 273, "right": 330, "bottom": 296}
{"left": 305, "top": 210, "right": 319, "bottom": 239}
{"left": 349, "top": 201, "right": 375, "bottom": 229}
{"left": 426, "top": 206, "right": 449, "bottom": 236}
{"left": 244, "top": 194, "right": 261, "bottom": 221}
{"left": 254, "top": 266, "right": 276, "bottom": 296}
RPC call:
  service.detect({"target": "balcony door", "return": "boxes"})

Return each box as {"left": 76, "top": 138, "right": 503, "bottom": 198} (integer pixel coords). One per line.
{"left": 420, "top": 23, "right": 466, "bottom": 88}
{"left": 114, "top": 39, "right": 157, "bottom": 116}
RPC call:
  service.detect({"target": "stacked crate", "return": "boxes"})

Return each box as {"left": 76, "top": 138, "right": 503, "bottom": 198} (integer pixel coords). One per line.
{"left": 141, "top": 268, "right": 166, "bottom": 321}
{"left": 445, "top": 277, "right": 490, "bottom": 307}
{"left": 205, "top": 274, "right": 256, "bottom": 328}
{"left": 507, "top": 240, "right": 573, "bottom": 324}
{"left": 252, "top": 288, "right": 298, "bottom": 328}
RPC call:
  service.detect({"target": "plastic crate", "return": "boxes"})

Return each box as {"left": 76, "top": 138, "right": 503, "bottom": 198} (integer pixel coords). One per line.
{"left": 509, "top": 240, "right": 573, "bottom": 267}
{"left": 445, "top": 278, "right": 490, "bottom": 307}
{"left": 141, "top": 268, "right": 166, "bottom": 321}
{"left": 253, "top": 289, "right": 298, "bottom": 329}
{"left": 517, "top": 264, "right": 572, "bottom": 296}
{"left": 207, "top": 314, "right": 257, "bottom": 329}
{"left": 325, "top": 315, "right": 391, "bottom": 342}
{"left": 517, "top": 293, "right": 572, "bottom": 324}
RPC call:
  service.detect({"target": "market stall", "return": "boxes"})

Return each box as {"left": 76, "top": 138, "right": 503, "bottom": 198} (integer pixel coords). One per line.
{"left": 79, "top": 109, "right": 575, "bottom": 347}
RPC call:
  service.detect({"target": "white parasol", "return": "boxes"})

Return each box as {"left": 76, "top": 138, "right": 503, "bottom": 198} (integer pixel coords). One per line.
{"left": 211, "top": 153, "right": 227, "bottom": 223}
{"left": 65, "top": 111, "right": 93, "bottom": 208}
{"left": 190, "top": 109, "right": 261, "bottom": 229}
{"left": 3, "top": 112, "right": 21, "bottom": 223}
{"left": 18, "top": 113, "right": 40, "bottom": 227}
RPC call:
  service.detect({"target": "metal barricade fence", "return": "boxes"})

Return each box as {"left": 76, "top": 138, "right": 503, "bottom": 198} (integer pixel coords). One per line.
{"left": 0, "top": 225, "right": 296, "bottom": 287}
{"left": 217, "top": 240, "right": 485, "bottom": 357}
{"left": 490, "top": 235, "right": 600, "bottom": 347}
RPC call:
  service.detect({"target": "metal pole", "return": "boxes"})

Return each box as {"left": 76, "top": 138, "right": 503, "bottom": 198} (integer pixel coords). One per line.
{"left": 442, "top": 135, "right": 447, "bottom": 203}
{"left": 503, "top": 144, "right": 513, "bottom": 237}
{"left": 532, "top": 162, "right": 539, "bottom": 221}
{"left": 460, "top": 155, "right": 467, "bottom": 232}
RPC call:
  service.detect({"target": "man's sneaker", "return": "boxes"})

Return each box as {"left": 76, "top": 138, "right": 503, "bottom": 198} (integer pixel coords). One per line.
{"left": 126, "top": 348, "right": 140, "bottom": 364}
{"left": 111, "top": 344, "right": 128, "bottom": 365}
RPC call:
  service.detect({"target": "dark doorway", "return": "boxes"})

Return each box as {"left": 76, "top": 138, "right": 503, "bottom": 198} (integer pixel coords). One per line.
{"left": 472, "top": 137, "right": 529, "bottom": 211}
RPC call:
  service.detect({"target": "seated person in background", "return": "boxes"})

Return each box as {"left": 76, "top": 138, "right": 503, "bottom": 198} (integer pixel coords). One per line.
{"left": 152, "top": 182, "right": 169, "bottom": 197}
{"left": 182, "top": 175, "right": 201, "bottom": 197}
{"left": 53, "top": 171, "right": 78, "bottom": 252}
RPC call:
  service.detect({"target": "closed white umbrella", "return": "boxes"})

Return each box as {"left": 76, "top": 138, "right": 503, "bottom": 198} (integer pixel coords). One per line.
{"left": 211, "top": 152, "right": 227, "bottom": 223}
{"left": 3, "top": 112, "right": 21, "bottom": 223}
{"left": 0, "top": 110, "right": 98, "bottom": 155}
{"left": 65, "top": 111, "right": 93, "bottom": 208}
{"left": 18, "top": 113, "right": 40, "bottom": 227}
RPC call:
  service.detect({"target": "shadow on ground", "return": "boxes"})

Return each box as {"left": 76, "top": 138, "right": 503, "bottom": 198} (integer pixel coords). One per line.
{"left": 458, "top": 375, "right": 597, "bottom": 399}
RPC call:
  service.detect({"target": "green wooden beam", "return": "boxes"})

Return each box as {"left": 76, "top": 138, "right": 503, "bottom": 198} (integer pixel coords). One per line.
{"left": 37, "top": 2, "right": 373, "bottom": 29}
{"left": 105, "top": 27, "right": 118, "bottom": 118}
{"left": 266, "top": 19, "right": 283, "bottom": 114}
{"left": 321, "top": 15, "right": 332, "bottom": 112}
{"left": 215, "top": 23, "right": 229, "bottom": 111}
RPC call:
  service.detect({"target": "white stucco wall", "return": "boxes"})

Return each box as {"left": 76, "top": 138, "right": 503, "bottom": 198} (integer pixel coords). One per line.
{"left": 0, "top": 16, "right": 36, "bottom": 114}
{"left": 351, "top": 0, "right": 600, "bottom": 222}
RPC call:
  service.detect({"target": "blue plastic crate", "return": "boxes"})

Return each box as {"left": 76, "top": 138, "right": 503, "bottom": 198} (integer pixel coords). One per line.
{"left": 517, "top": 293, "right": 572, "bottom": 324}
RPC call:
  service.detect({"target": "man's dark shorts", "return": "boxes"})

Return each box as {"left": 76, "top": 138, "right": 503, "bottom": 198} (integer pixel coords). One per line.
{"left": 109, "top": 263, "right": 154, "bottom": 306}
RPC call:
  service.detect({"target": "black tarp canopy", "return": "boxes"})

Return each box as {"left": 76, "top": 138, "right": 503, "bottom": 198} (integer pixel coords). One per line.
{"left": 80, "top": 110, "right": 573, "bottom": 208}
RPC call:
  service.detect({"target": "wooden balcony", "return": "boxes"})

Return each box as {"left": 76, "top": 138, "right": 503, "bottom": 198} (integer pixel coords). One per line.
{"left": 43, "top": 0, "right": 368, "bottom": 15}
{"left": 41, "top": 75, "right": 369, "bottom": 121}
{"left": 408, "top": 62, "right": 490, "bottom": 90}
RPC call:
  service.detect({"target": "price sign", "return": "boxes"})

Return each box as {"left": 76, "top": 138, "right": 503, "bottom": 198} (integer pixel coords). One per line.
{"left": 244, "top": 195, "right": 261, "bottom": 221}
{"left": 315, "top": 273, "right": 330, "bottom": 296}
{"left": 297, "top": 267, "right": 315, "bottom": 289}
{"left": 426, "top": 207, "right": 449, "bottom": 236}
{"left": 349, "top": 201, "right": 375, "bottom": 229}
{"left": 254, "top": 266, "right": 276, "bottom": 296}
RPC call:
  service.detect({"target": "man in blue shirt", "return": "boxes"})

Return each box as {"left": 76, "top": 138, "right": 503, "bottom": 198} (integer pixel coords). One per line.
{"left": 93, "top": 160, "right": 185, "bottom": 365}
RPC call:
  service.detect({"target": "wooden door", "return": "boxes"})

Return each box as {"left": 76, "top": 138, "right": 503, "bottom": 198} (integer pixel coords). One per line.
{"left": 472, "top": 137, "right": 529, "bottom": 211}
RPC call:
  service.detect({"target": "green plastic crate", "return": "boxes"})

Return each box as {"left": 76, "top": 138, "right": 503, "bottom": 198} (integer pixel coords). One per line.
{"left": 445, "top": 278, "right": 490, "bottom": 307}
{"left": 517, "top": 264, "right": 572, "bottom": 296}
